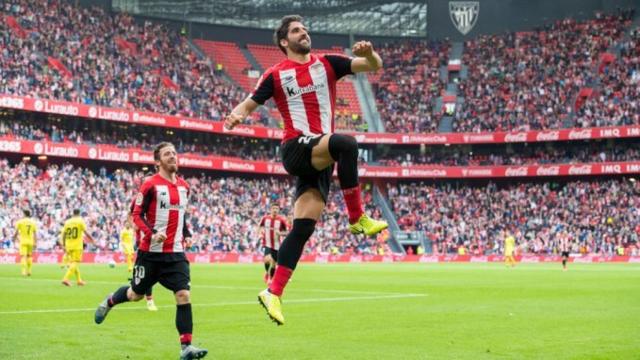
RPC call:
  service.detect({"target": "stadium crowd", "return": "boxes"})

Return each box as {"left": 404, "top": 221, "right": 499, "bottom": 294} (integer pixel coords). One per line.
{"left": 2, "top": 159, "right": 637, "bottom": 257}
{"left": 371, "top": 40, "right": 450, "bottom": 133}
{"left": 0, "top": 160, "right": 388, "bottom": 255}
{"left": 388, "top": 179, "right": 640, "bottom": 255}
{"left": 453, "top": 11, "right": 633, "bottom": 133}
{"left": 0, "top": 0, "right": 252, "bottom": 123}
{"left": 574, "top": 25, "right": 640, "bottom": 128}
{"left": 1, "top": 2, "right": 637, "bottom": 134}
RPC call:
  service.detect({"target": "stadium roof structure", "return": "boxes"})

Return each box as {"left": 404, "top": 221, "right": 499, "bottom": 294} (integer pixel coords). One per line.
{"left": 112, "top": 0, "right": 427, "bottom": 37}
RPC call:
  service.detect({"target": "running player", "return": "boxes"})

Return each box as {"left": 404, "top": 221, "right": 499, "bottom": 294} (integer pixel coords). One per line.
{"left": 225, "top": 15, "right": 388, "bottom": 325}
{"left": 257, "top": 204, "right": 288, "bottom": 284}
{"left": 504, "top": 230, "right": 516, "bottom": 268}
{"left": 61, "top": 209, "right": 95, "bottom": 286}
{"left": 559, "top": 231, "right": 570, "bottom": 271}
{"left": 120, "top": 217, "right": 136, "bottom": 273}
{"left": 126, "top": 204, "right": 157, "bottom": 311}
{"left": 94, "top": 142, "right": 207, "bottom": 360}
{"left": 14, "top": 209, "right": 37, "bottom": 276}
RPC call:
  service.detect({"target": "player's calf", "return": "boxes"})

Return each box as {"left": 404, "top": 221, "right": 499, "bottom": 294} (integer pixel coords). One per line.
{"left": 94, "top": 286, "right": 140, "bottom": 324}
{"left": 329, "top": 135, "right": 366, "bottom": 224}
{"left": 269, "top": 219, "right": 315, "bottom": 295}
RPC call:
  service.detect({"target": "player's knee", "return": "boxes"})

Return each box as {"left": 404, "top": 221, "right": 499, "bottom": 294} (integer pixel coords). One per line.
{"left": 128, "top": 288, "right": 144, "bottom": 302}
{"left": 175, "top": 290, "right": 190, "bottom": 304}
{"left": 329, "top": 134, "right": 358, "bottom": 160}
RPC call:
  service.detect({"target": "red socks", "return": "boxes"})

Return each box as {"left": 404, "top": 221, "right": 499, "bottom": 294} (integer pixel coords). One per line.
{"left": 342, "top": 185, "right": 364, "bottom": 224}
{"left": 269, "top": 266, "right": 293, "bottom": 296}
{"left": 180, "top": 333, "right": 192, "bottom": 346}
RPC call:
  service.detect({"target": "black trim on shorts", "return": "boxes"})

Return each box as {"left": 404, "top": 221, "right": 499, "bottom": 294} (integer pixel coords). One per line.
{"left": 281, "top": 134, "right": 333, "bottom": 204}
{"left": 130, "top": 251, "right": 190, "bottom": 294}
{"left": 263, "top": 247, "right": 278, "bottom": 261}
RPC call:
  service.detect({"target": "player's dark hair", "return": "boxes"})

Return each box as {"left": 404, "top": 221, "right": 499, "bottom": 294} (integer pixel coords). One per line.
{"left": 23, "top": 209, "right": 31, "bottom": 217}
{"left": 73, "top": 209, "right": 80, "bottom": 216}
{"left": 274, "top": 15, "right": 303, "bottom": 55}
{"left": 153, "top": 142, "right": 175, "bottom": 161}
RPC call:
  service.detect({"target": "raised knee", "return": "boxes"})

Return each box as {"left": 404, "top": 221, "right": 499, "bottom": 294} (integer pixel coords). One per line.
{"left": 175, "top": 290, "right": 190, "bottom": 304}
{"left": 329, "top": 134, "right": 358, "bottom": 160}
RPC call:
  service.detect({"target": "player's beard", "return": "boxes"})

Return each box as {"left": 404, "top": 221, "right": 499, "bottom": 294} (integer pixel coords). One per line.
{"left": 289, "top": 36, "right": 311, "bottom": 55}
{"left": 160, "top": 160, "right": 178, "bottom": 174}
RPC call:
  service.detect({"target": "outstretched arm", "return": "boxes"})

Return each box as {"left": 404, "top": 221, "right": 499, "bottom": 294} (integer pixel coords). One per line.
{"left": 224, "top": 98, "right": 260, "bottom": 130}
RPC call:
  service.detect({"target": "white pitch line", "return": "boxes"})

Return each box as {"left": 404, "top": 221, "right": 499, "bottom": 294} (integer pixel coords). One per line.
{"left": 0, "top": 293, "right": 427, "bottom": 315}
{"left": 0, "top": 277, "right": 416, "bottom": 296}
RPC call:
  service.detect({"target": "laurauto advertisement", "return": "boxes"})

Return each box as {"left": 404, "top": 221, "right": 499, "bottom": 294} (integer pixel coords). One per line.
{"left": 1, "top": 94, "right": 640, "bottom": 145}
{"left": 1, "top": 137, "right": 640, "bottom": 178}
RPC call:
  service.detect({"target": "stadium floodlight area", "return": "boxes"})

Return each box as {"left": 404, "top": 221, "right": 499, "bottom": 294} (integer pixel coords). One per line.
{"left": 112, "top": 0, "right": 427, "bottom": 37}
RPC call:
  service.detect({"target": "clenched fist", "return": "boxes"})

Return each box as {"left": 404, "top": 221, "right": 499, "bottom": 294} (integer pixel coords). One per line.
{"left": 224, "top": 112, "right": 244, "bottom": 130}
{"left": 152, "top": 233, "right": 167, "bottom": 243}
{"left": 352, "top": 41, "right": 374, "bottom": 57}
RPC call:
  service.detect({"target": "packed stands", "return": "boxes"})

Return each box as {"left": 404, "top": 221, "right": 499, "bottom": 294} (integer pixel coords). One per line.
{"left": 0, "top": 161, "right": 388, "bottom": 255}
{"left": 0, "top": 0, "right": 252, "bottom": 123}
{"left": 575, "top": 25, "right": 640, "bottom": 128}
{"left": 370, "top": 40, "right": 450, "bottom": 133}
{"left": 454, "top": 12, "right": 633, "bottom": 132}
{"left": 387, "top": 179, "right": 639, "bottom": 255}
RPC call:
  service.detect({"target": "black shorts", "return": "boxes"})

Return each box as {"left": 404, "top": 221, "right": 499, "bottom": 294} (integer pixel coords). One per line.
{"left": 131, "top": 251, "right": 190, "bottom": 294}
{"left": 561, "top": 251, "right": 570, "bottom": 258}
{"left": 263, "top": 247, "right": 278, "bottom": 260}
{"left": 281, "top": 134, "right": 334, "bottom": 204}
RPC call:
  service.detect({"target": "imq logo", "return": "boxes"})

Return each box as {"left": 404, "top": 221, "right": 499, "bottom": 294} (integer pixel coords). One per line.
{"left": 449, "top": 1, "right": 480, "bottom": 35}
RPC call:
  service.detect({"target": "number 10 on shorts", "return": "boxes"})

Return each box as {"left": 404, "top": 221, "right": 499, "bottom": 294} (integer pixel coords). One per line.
{"left": 133, "top": 265, "right": 145, "bottom": 285}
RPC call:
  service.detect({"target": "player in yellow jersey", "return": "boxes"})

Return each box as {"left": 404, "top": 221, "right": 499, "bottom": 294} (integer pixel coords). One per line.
{"left": 60, "top": 252, "right": 69, "bottom": 269}
{"left": 120, "top": 218, "right": 135, "bottom": 273}
{"left": 504, "top": 230, "right": 516, "bottom": 268}
{"left": 13, "top": 209, "right": 38, "bottom": 276}
{"left": 61, "top": 209, "right": 95, "bottom": 286}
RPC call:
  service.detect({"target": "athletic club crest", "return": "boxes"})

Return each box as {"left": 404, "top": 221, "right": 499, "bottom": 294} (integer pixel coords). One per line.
{"left": 449, "top": 1, "right": 479, "bottom": 35}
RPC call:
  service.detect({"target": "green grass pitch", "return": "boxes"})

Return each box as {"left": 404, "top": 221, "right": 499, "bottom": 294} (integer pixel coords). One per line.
{"left": 0, "top": 263, "right": 638, "bottom": 359}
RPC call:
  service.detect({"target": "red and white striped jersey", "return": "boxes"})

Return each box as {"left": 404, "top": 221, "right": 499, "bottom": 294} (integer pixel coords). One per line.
{"left": 132, "top": 174, "right": 191, "bottom": 253}
{"left": 259, "top": 215, "right": 288, "bottom": 250}
{"left": 250, "top": 54, "right": 353, "bottom": 142}
{"left": 559, "top": 234, "right": 570, "bottom": 252}
{"left": 129, "top": 199, "right": 142, "bottom": 247}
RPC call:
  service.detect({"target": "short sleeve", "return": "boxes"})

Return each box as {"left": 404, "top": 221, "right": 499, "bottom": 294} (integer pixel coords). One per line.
{"left": 325, "top": 55, "right": 354, "bottom": 80}
{"left": 250, "top": 72, "right": 275, "bottom": 105}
